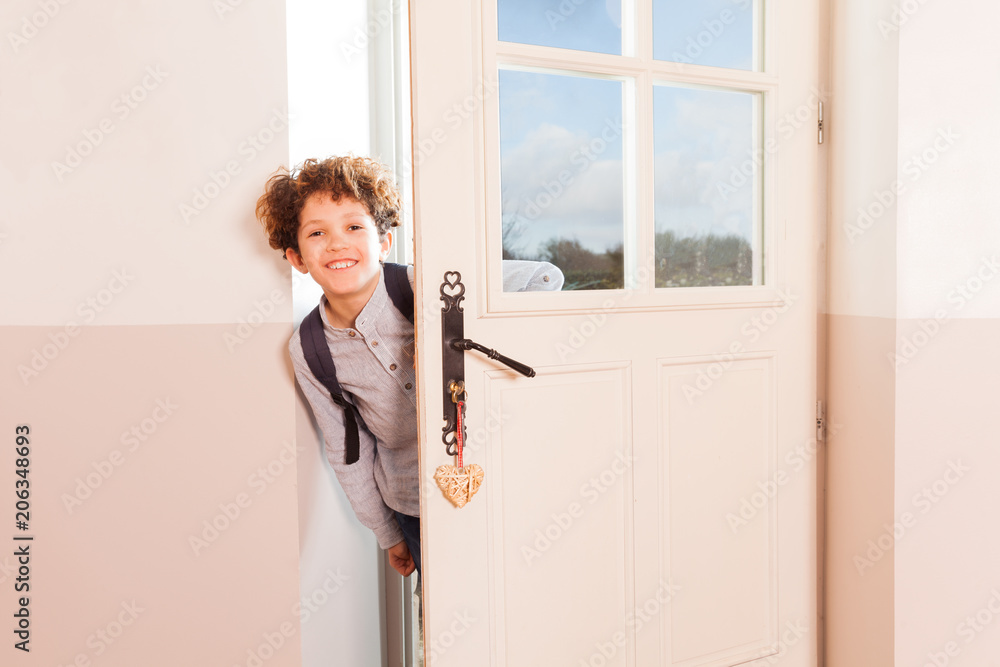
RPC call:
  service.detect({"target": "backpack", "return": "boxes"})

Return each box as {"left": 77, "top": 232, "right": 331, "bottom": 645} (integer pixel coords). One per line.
{"left": 299, "top": 262, "right": 414, "bottom": 465}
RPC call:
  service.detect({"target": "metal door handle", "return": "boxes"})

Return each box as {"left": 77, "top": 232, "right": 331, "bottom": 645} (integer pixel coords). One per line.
{"left": 439, "top": 271, "right": 536, "bottom": 455}
{"left": 451, "top": 339, "right": 535, "bottom": 378}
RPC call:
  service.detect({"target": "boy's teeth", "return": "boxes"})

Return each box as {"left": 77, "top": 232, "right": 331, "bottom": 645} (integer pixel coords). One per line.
{"left": 328, "top": 260, "right": 357, "bottom": 269}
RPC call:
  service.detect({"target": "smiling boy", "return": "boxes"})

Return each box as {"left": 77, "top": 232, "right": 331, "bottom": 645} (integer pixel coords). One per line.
{"left": 293, "top": 192, "right": 391, "bottom": 328}
{"left": 257, "top": 155, "right": 420, "bottom": 577}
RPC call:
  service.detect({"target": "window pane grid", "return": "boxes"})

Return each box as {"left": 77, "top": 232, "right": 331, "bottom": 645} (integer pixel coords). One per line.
{"left": 489, "top": 0, "right": 768, "bottom": 295}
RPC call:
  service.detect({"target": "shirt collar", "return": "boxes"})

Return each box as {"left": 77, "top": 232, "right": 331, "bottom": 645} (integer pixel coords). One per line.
{"left": 318, "top": 267, "right": 389, "bottom": 333}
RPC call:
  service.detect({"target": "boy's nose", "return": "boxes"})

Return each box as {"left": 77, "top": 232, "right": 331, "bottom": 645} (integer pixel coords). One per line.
{"left": 325, "top": 234, "right": 348, "bottom": 250}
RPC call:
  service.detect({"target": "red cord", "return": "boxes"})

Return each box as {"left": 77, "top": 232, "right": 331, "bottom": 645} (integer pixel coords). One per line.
{"left": 456, "top": 400, "right": 465, "bottom": 470}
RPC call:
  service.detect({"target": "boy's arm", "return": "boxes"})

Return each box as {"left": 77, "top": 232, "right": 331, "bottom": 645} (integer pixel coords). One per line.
{"left": 289, "top": 336, "right": 405, "bottom": 550}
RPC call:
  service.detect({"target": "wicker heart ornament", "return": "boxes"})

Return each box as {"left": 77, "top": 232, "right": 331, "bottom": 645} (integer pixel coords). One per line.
{"left": 434, "top": 464, "right": 484, "bottom": 508}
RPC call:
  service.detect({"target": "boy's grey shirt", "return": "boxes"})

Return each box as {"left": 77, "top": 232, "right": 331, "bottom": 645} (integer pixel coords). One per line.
{"left": 288, "top": 260, "right": 564, "bottom": 551}
{"left": 288, "top": 267, "right": 418, "bottom": 549}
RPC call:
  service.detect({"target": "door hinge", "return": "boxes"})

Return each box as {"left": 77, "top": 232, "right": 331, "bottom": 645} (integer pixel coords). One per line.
{"left": 816, "top": 400, "right": 826, "bottom": 442}
{"left": 818, "top": 101, "right": 825, "bottom": 144}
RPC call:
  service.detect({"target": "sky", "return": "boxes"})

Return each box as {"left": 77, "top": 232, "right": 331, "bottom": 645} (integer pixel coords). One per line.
{"left": 496, "top": 0, "right": 757, "bottom": 258}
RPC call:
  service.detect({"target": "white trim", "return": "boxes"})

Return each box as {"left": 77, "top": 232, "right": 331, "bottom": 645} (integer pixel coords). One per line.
{"left": 480, "top": 0, "right": 780, "bottom": 315}
{"left": 372, "top": 1, "right": 418, "bottom": 665}
{"left": 372, "top": 0, "right": 414, "bottom": 267}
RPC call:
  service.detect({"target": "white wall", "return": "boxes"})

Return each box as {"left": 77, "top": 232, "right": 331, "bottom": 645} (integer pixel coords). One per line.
{"left": 286, "top": 1, "right": 386, "bottom": 666}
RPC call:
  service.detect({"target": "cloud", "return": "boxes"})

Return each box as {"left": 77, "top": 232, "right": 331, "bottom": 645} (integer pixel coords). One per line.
{"left": 498, "top": 89, "right": 757, "bottom": 254}
{"left": 501, "top": 122, "right": 625, "bottom": 254}
{"left": 652, "top": 90, "right": 755, "bottom": 239}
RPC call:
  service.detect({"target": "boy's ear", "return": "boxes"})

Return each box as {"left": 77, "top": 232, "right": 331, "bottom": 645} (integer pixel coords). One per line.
{"left": 379, "top": 230, "right": 393, "bottom": 262}
{"left": 285, "top": 247, "right": 308, "bottom": 274}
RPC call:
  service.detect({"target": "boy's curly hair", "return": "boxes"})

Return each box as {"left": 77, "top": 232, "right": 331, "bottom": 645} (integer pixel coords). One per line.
{"left": 256, "top": 155, "right": 401, "bottom": 258}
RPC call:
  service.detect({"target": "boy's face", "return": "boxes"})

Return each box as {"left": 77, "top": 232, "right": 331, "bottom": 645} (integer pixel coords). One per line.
{"left": 286, "top": 193, "right": 392, "bottom": 306}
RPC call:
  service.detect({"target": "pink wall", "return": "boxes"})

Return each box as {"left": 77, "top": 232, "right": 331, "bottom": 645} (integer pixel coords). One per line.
{"left": 894, "top": 0, "right": 1000, "bottom": 663}
{"left": 827, "top": 0, "right": 1000, "bottom": 664}
{"left": 826, "top": 0, "right": 899, "bottom": 663}
{"left": 0, "top": 2, "right": 302, "bottom": 665}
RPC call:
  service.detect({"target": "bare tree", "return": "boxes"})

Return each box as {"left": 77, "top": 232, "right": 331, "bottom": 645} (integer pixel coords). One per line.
{"left": 500, "top": 186, "right": 531, "bottom": 260}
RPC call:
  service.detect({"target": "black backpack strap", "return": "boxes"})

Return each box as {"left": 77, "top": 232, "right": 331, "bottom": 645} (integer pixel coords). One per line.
{"left": 299, "top": 305, "right": 361, "bottom": 465}
{"left": 383, "top": 262, "right": 414, "bottom": 324}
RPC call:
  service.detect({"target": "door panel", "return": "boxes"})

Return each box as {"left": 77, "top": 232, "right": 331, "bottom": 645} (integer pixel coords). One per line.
{"left": 410, "top": 1, "right": 819, "bottom": 665}
{"left": 488, "top": 365, "right": 632, "bottom": 665}
{"left": 663, "top": 356, "right": 775, "bottom": 666}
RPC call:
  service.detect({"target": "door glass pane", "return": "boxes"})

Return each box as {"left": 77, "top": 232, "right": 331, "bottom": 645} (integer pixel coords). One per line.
{"left": 653, "top": 0, "right": 757, "bottom": 71}
{"left": 497, "top": 0, "right": 622, "bottom": 56}
{"left": 653, "top": 84, "right": 758, "bottom": 288}
{"left": 499, "top": 69, "right": 624, "bottom": 291}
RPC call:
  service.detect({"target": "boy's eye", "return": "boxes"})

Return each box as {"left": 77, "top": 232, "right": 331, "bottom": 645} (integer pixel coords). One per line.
{"left": 309, "top": 230, "right": 323, "bottom": 237}
{"left": 348, "top": 224, "right": 363, "bottom": 231}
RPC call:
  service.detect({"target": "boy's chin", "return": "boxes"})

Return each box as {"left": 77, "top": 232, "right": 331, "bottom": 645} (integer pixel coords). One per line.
{"left": 320, "top": 271, "right": 381, "bottom": 299}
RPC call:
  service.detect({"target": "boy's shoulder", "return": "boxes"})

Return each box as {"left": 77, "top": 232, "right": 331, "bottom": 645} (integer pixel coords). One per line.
{"left": 287, "top": 315, "right": 310, "bottom": 367}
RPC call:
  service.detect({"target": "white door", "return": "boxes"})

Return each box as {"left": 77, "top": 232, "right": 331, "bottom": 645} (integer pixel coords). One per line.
{"left": 410, "top": 1, "right": 821, "bottom": 665}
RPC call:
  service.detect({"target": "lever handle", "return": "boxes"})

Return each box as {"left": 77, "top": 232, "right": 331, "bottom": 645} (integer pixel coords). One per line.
{"left": 451, "top": 339, "right": 536, "bottom": 378}
{"left": 440, "top": 270, "right": 537, "bottom": 455}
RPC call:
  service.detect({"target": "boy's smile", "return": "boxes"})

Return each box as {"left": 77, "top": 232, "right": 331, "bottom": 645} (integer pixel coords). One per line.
{"left": 286, "top": 192, "right": 392, "bottom": 328}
